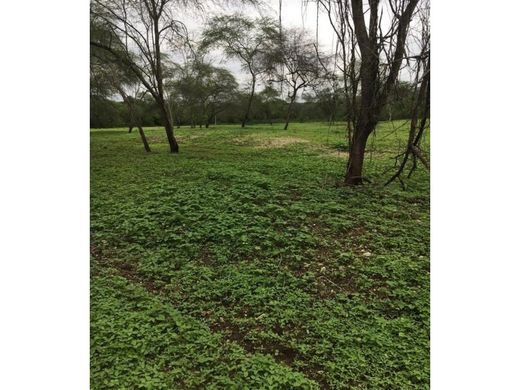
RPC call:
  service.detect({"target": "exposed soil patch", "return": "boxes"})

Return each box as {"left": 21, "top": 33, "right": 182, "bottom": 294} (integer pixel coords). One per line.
{"left": 142, "top": 135, "right": 165, "bottom": 143}
{"left": 91, "top": 244, "right": 318, "bottom": 378}
{"left": 176, "top": 135, "right": 200, "bottom": 142}
{"left": 142, "top": 134, "right": 200, "bottom": 143}
{"left": 90, "top": 244, "right": 160, "bottom": 294}
{"left": 232, "top": 136, "right": 309, "bottom": 149}
{"left": 319, "top": 149, "right": 349, "bottom": 159}
{"left": 256, "top": 137, "right": 309, "bottom": 149}
{"left": 209, "top": 318, "right": 300, "bottom": 367}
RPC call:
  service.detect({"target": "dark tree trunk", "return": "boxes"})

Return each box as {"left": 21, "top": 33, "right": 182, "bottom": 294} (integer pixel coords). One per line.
{"left": 164, "top": 120, "right": 179, "bottom": 153}
{"left": 206, "top": 109, "right": 214, "bottom": 128}
{"left": 138, "top": 126, "right": 151, "bottom": 152}
{"left": 342, "top": 0, "right": 419, "bottom": 185}
{"left": 158, "top": 100, "right": 179, "bottom": 153}
{"left": 165, "top": 125, "right": 179, "bottom": 153}
{"left": 345, "top": 126, "right": 371, "bottom": 185}
{"left": 386, "top": 61, "right": 430, "bottom": 185}
{"left": 284, "top": 94, "right": 296, "bottom": 130}
{"left": 151, "top": 8, "right": 179, "bottom": 154}
{"left": 267, "top": 105, "right": 272, "bottom": 125}
{"left": 242, "top": 76, "right": 256, "bottom": 128}
{"left": 161, "top": 107, "right": 179, "bottom": 153}
{"left": 118, "top": 89, "right": 150, "bottom": 152}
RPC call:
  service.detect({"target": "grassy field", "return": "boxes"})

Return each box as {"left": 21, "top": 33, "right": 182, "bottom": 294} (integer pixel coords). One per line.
{"left": 91, "top": 121, "right": 429, "bottom": 389}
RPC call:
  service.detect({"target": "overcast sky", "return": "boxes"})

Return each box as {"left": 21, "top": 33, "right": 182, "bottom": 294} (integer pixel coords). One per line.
{"left": 179, "top": 0, "right": 337, "bottom": 88}
{"left": 176, "top": 0, "right": 417, "bottom": 91}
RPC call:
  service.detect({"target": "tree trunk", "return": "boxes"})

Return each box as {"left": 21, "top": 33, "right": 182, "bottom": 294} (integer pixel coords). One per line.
{"left": 159, "top": 102, "right": 179, "bottom": 153}
{"left": 345, "top": 123, "right": 372, "bottom": 185}
{"left": 284, "top": 95, "right": 296, "bottom": 130}
{"left": 386, "top": 64, "right": 430, "bottom": 186}
{"left": 242, "top": 76, "right": 256, "bottom": 128}
{"left": 343, "top": 0, "right": 419, "bottom": 185}
{"left": 128, "top": 126, "right": 134, "bottom": 133}
{"left": 138, "top": 126, "right": 151, "bottom": 152}
{"left": 164, "top": 120, "right": 179, "bottom": 153}
{"left": 151, "top": 10, "right": 179, "bottom": 154}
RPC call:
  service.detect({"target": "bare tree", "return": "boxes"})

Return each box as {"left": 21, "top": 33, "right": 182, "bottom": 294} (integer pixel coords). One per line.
{"left": 386, "top": 2, "right": 430, "bottom": 186}
{"left": 201, "top": 14, "right": 279, "bottom": 128}
{"left": 258, "top": 85, "right": 280, "bottom": 125}
{"left": 119, "top": 88, "right": 152, "bottom": 152}
{"left": 315, "top": 0, "right": 359, "bottom": 149}
{"left": 275, "top": 28, "right": 325, "bottom": 130}
{"left": 90, "top": 0, "right": 203, "bottom": 153}
{"left": 168, "top": 58, "right": 238, "bottom": 128}
{"left": 315, "top": 0, "right": 422, "bottom": 184}
{"left": 90, "top": 41, "right": 152, "bottom": 152}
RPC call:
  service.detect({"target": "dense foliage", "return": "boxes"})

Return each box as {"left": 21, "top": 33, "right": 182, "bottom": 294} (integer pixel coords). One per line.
{"left": 91, "top": 121, "right": 429, "bottom": 388}
{"left": 91, "top": 84, "right": 416, "bottom": 128}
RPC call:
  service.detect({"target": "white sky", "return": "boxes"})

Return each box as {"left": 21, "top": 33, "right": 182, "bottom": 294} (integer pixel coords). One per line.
{"left": 179, "top": 0, "right": 337, "bottom": 88}
{"left": 176, "top": 0, "right": 418, "bottom": 91}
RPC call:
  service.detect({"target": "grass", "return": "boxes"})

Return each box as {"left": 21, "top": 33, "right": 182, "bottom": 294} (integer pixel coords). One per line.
{"left": 91, "top": 121, "right": 429, "bottom": 389}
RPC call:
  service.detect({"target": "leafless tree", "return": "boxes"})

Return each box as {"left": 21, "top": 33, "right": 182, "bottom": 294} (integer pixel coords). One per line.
{"left": 119, "top": 87, "right": 153, "bottom": 152}
{"left": 167, "top": 57, "right": 238, "bottom": 128}
{"left": 275, "top": 28, "right": 326, "bottom": 130}
{"left": 201, "top": 14, "right": 279, "bottom": 128}
{"left": 314, "top": 0, "right": 422, "bottom": 184}
{"left": 314, "top": 0, "right": 359, "bottom": 148}
{"left": 90, "top": 40, "right": 152, "bottom": 152}
{"left": 90, "top": 0, "right": 206, "bottom": 153}
{"left": 386, "top": 2, "right": 430, "bottom": 186}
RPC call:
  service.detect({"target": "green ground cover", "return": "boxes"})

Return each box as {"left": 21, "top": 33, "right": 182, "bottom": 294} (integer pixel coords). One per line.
{"left": 91, "top": 121, "right": 429, "bottom": 389}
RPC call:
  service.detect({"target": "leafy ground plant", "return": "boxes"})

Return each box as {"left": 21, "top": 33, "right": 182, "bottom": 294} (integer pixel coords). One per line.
{"left": 91, "top": 121, "right": 429, "bottom": 389}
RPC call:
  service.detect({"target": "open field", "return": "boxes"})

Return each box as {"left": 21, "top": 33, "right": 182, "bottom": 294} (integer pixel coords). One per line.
{"left": 91, "top": 122, "right": 429, "bottom": 389}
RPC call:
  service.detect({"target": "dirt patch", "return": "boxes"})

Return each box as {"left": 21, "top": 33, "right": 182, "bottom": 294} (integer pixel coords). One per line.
{"left": 232, "top": 136, "right": 309, "bottom": 149}
{"left": 90, "top": 244, "right": 160, "bottom": 294}
{"left": 140, "top": 135, "right": 165, "bottom": 143}
{"left": 319, "top": 149, "right": 349, "bottom": 159}
{"left": 231, "top": 136, "right": 256, "bottom": 146}
{"left": 142, "top": 134, "right": 200, "bottom": 143}
{"left": 256, "top": 136, "right": 309, "bottom": 148}
{"left": 176, "top": 135, "right": 200, "bottom": 142}
{"left": 209, "top": 318, "right": 299, "bottom": 366}
{"left": 92, "top": 243, "right": 302, "bottom": 367}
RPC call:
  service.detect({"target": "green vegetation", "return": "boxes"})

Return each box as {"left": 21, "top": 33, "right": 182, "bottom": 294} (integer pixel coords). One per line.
{"left": 90, "top": 82, "right": 416, "bottom": 129}
{"left": 91, "top": 121, "right": 429, "bottom": 389}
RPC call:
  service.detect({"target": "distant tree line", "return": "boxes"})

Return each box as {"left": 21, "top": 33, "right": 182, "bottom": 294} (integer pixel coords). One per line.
{"left": 91, "top": 81, "right": 416, "bottom": 128}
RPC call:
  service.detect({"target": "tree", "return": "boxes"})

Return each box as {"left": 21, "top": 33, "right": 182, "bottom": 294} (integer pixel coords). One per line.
{"left": 305, "top": 82, "right": 343, "bottom": 125}
{"left": 386, "top": 2, "right": 430, "bottom": 186}
{"left": 90, "top": 0, "right": 199, "bottom": 153}
{"left": 90, "top": 39, "right": 151, "bottom": 151}
{"left": 258, "top": 85, "right": 280, "bottom": 125}
{"left": 275, "top": 28, "right": 325, "bottom": 130}
{"left": 168, "top": 58, "right": 238, "bottom": 128}
{"left": 202, "top": 65, "right": 239, "bottom": 127}
{"left": 316, "top": 0, "right": 421, "bottom": 184}
{"left": 201, "top": 14, "right": 279, "bottom": 128}
{"left": 166, "top": 60, "right": 205, "bottom": 128}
